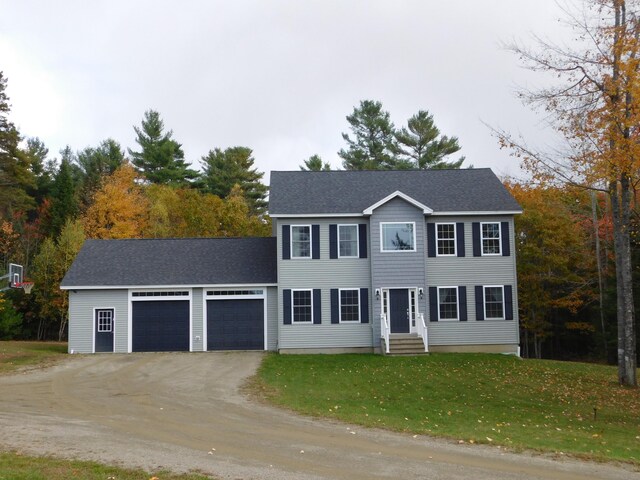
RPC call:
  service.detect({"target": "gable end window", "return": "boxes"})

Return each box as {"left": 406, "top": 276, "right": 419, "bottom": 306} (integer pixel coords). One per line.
{"left": 96, "top": 309, "right": 114, "bottom": 332}
{"left": 338, "top": 225, "right": 359, "bottom": 258}
{"left": 381, "top": 222, "right": 416, "bottom": 252}
{"left": 481, "top": 222, "right": 501, "bottom": 255}
{"left": 436, "top": 223, "right": 456, "bottom": 256}
{"left": 291, "top": 225, "right": 311, "bottom": 258}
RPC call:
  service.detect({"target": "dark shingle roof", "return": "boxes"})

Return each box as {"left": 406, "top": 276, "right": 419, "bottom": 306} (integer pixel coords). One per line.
{"left": 61, "top": 237, "right": 276, "bottom": 288}
{"left": 268, "top": 169, "right": 521, "bottom": 215}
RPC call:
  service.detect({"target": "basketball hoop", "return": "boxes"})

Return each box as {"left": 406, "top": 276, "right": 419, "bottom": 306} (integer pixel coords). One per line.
{"left": 17, "top": 282, "right": 34, "bottom": 294}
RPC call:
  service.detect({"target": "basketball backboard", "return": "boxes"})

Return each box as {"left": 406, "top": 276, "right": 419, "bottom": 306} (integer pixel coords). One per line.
{"left": 8, "top": 263, "right": 23, "bottom": 288}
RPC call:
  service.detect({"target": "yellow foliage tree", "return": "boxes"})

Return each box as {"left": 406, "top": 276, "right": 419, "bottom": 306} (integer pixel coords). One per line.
{"left": 82, "top": 163, "right": 149, "bottom": 239}
{"left": 496, "top": 0, "right": 639, "bottom": 385}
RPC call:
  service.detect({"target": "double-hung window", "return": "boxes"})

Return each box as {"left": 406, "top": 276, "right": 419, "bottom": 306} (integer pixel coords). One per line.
{"left": 484, "top": 286, "right": 504, "bottom": 319}
{"left": 436, "top": 223, "right": 456, "bottom": 256}
{"left": 381, "top": 222, "right": 416, "bottom": 251}
{"left": 96, "top": 309, "right": 114, "bottom": 332}
{"left": 339, "top": 289, "right": 360, "bottom": 322}
{"left": 291, "top": 225, "right": 311, "bottom": 258}
{"left": 338, "top": 225, "right": 358, "bottom": 258}
{"left": 481, "top": 222, "right": 501, "bottom": 255}
{"left": 438, "top": 287, "right": 458, "bottom": 321}
{"left": 292, "top": 290, "right": 313, "bottom": 323}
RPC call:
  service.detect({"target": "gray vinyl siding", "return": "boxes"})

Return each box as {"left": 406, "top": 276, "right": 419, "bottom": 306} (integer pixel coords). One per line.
{"left": 68, "top": 289, "right": 128, "bottom": 354}
{"left": 276, "top": 217, "right": 372, "bottom": 349}
{"left": 370, "top": 198, "right": 428, "bottom": 346}
{"left": 192, "top": 288, "right": 204, "bottom": 351}
{"left": 267, "top": 286, "right": 278, "bottom": 351}
{"left": 426, "top": 215, "right": 519, "bottom": 345}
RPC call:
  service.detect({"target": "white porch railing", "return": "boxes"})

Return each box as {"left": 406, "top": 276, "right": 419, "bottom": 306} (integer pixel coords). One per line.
{"left": 415, "top": 313, "right": 429, "bottom": 352}
{"left": 381, "top": 313, "right": 390, "bottom": 354}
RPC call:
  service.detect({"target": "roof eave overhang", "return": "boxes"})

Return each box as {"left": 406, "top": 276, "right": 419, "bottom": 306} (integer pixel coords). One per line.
{"left": 61, "top": 283, "right": 279, "bottom": 290}
{"left": 363, "top": 191, "right": 433, "bottom": 215}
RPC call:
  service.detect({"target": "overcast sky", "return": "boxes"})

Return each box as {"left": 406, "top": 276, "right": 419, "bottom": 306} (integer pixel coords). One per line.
{"left": 0, "top": 1, "right": 570, "bottom": 182}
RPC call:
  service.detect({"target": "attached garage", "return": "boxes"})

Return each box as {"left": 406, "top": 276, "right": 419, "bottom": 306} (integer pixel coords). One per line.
{"left": 132, "top": 299, "right": 190, "bottom": 352}
{"left": 207, "top": 299, "right": 264, "bottom": 350}
{"left": 61, "top": 237, "right": 277, "bottom": 354}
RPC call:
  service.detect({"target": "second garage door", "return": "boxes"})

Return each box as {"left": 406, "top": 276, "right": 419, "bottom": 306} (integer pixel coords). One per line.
{"left": 207, "top": 299, "right": 264, "bottom": 350}
{"left": 132, "top": 300, "right": 190, "bottom": 352}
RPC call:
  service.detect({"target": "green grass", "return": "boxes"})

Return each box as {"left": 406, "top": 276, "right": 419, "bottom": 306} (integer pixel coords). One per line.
{"left": 0, "top": 452, "right": 211, "bottom": 480}
{"left": 0, "top": 341, "right": 67, "bottom": 375}
{"left": 254, "top": 353, "right": 640, "bottom": 463}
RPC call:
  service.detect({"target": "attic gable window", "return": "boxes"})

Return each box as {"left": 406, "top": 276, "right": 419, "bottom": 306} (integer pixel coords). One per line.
{"left": 291, "top": 225, "right": 311, "bottom": 258}
{"left": 381, "top": 222, "right": 415, "bottom": 252}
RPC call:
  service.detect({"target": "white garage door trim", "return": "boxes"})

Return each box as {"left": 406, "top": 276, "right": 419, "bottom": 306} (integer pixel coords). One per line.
{"left": 127, "top": 289, "right": 193, "bottom": 353}
{"left": 204, "top": 287, "right": 267, "bottom": 351}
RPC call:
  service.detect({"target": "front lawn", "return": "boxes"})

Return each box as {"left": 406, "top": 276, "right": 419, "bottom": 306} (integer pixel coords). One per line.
{"left": 0, "top": 341, "right": 67, "bottom": 375}
{"left": 254, "top": 353, "right": 640, "bottom": 463}
{"left": 0, "top": 452, "right": 210, "bottom": 480}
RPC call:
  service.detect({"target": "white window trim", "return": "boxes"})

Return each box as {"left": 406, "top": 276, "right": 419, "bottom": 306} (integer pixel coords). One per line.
{"left": 338, "top": 288, "right": 360, "bottom": 323}
{"left": 291, "top": 288, "right": 314, "bottom": 324}
{"left": 338, "top": 224, "right": 359, "bottom": 258}
{"left": 480, "top": 222, "right": 501, "bottom": 256}
{"left": 96, "top": 308, "right": 114, "bottom": 332}
{"left": 435, "top": 223, "right": 457, "bottom": 257}
{"left": 380, "top": 222, "right": 417, "bottom": 252}
{"left": 483, "top": 285, "right": 505, "bottom": 320}
{"left": 291, "top": 224, "right": 312, "bottom": 259}
{"left": 437, "top": 286, "right": 459, "bottom": 322}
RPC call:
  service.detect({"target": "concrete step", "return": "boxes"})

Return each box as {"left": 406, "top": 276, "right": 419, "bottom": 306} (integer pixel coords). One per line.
{"left": 382, "top": 337, "right": 429, "bottom": 356}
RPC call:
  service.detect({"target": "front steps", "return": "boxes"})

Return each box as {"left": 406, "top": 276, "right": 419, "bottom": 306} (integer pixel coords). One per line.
{"left": 382, "top": 334, "right": 429, "bottom": 355}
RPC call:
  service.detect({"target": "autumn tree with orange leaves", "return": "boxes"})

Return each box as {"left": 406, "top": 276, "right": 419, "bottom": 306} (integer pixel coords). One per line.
{"left": 496, "top": 0, "right": 639, "bottom": 385}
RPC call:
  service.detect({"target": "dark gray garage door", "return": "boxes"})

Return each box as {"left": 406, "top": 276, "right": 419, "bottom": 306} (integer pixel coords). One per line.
{"left": 207, "top": 299, "right": 264, "bottom": 350}
{"left": 132, "top": 300, "right": 190, "bottom": 352}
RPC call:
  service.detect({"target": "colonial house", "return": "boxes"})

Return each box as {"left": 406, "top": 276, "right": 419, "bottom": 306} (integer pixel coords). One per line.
{"left": 61, "top": 168, "right": 521, "bottom": 355}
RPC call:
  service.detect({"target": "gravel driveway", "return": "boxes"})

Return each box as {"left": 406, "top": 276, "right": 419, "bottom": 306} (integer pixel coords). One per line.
{"left": 0, "top": 352, "right": 636, "bottom": 480}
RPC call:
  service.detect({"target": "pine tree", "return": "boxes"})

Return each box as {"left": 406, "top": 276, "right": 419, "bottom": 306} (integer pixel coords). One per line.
{"left": 300, "top": 154, "right": 331, "bottom": 171}
{"left": 49, "top": 149, "right": 80, "bottom": 238}
{"left": 0, "top": 71, "right": 35, "bottom": 218}
{"left": 76, "top": 138, "right": 126, "bottom": 207}
{"left": 339, "top": 100, "right": 408, "bottom": 170}
{"left": 201, "top": 146, "right": 268, "bottom": 215}
{"left": 128, "top": 110, "right": 198, "bottom": 187}
{"left": 394, "top": 110, "right": 465, "bottom": 169}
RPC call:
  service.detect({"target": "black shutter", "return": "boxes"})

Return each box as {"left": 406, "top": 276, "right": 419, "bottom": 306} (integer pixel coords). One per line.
{"left": 504, "top": 285, "right": 514, "bottom": 320}
{"left": 429, "top": 286, "right": 438, "bottom": 322}
{"left": 331, "top": 289, "right": 339, "bottom": 324}
{"left": 501, "top": 222, "right": 511, "bottom": 256}
{"left": 312, "top": 225, "right": 320, "bottom": 259}
{"left": 472, "top": 222, "right": 481, "bottom": 257}
{"left": 456, "top": 223, "right": 466, "bottom": 257}
{"left": 282, "top": 225, "right": 291, "bottom": 260}
{"left": 427, "top": 223, "right": 436, "bottom": 257}
{"left": 329, "top": 224, "right": 338, "bottom": 259}
{"left": 283, "top": 289, "right": 292, "bottom": 324}
{"left": 360, "top": 288, "right": 369, "bottom": 323}
{"left": 475, "top": 286, "right": 484, "bottom": 321}
{"left": 313, "top": 289, "right": 322, "bottom": 324}
{"left": 358, "top": 224, "right": 368, "bottom": 258}
{"left": 458, "top": 286, "right": 467, "bottom": 321}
